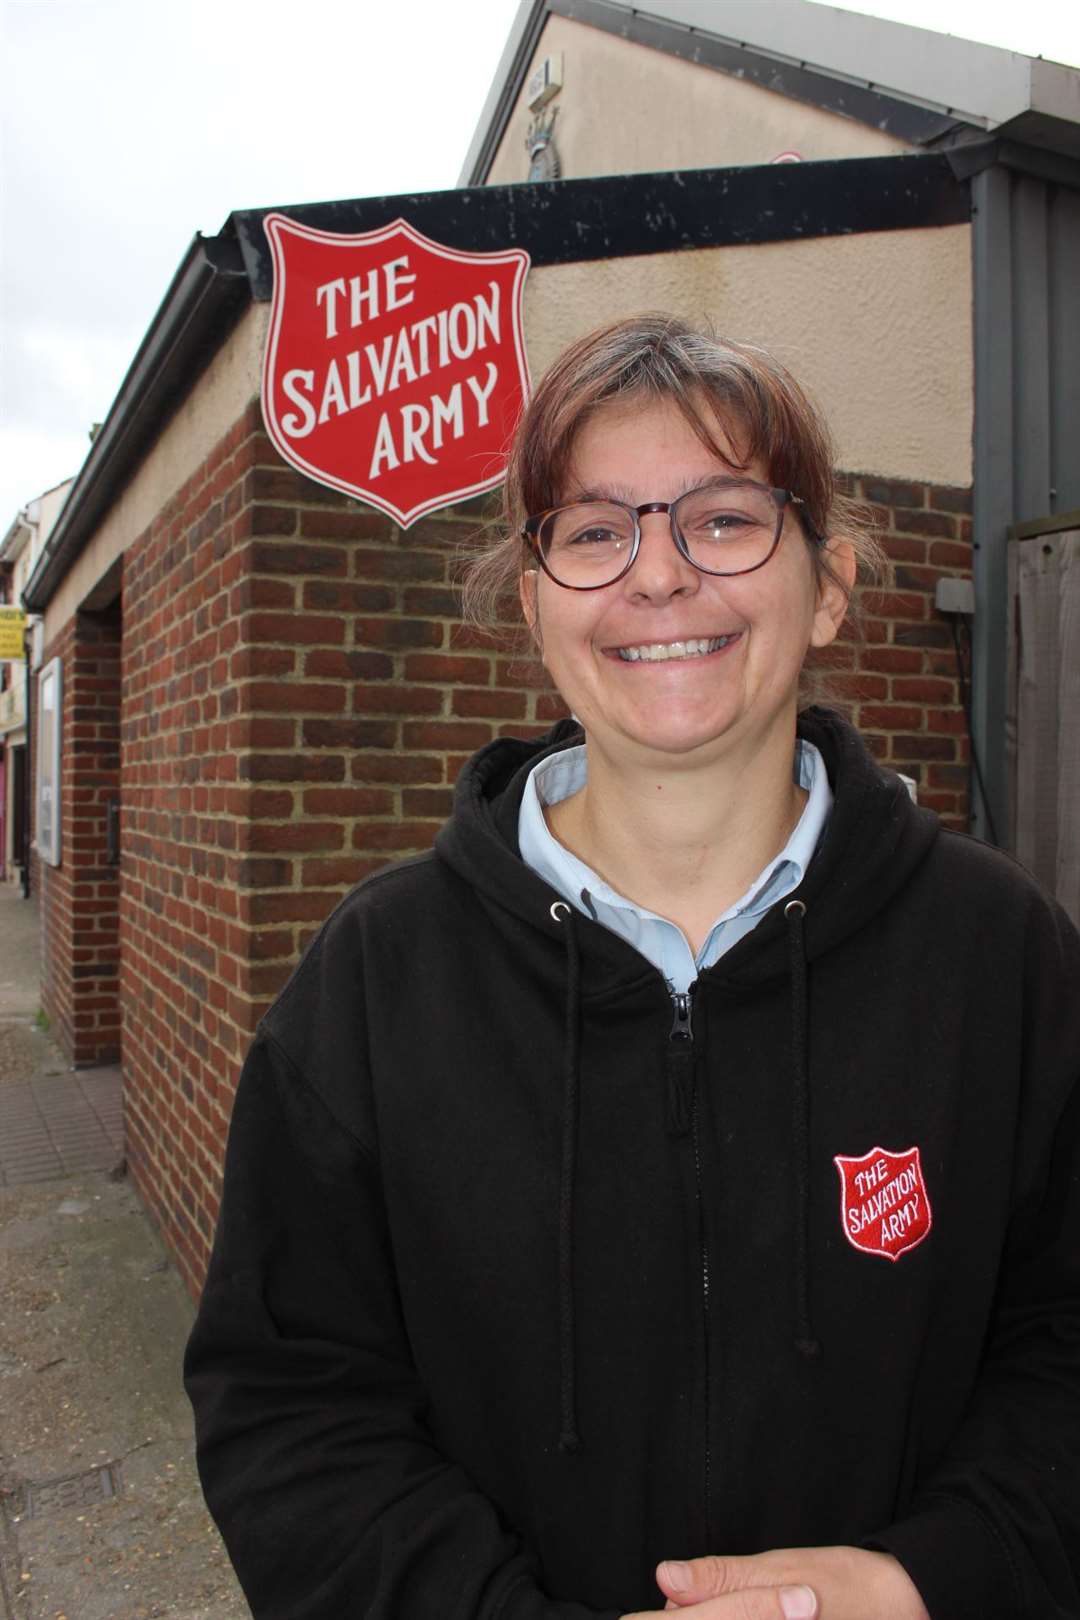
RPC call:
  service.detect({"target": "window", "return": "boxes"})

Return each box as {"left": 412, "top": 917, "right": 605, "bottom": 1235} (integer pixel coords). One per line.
{"left": 37, "top": 656, "right": 62, "bottom": 866}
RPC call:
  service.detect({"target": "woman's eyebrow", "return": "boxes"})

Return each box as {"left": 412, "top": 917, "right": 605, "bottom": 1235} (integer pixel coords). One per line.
{"left": 564, "top": 474, "right": 748, "bottom": 505}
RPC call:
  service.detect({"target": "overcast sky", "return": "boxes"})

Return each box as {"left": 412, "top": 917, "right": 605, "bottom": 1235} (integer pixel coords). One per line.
{"left": 3, "top": 0, "right": 1079, "bottom": 534}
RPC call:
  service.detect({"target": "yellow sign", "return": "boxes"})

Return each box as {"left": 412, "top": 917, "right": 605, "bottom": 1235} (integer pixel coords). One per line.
{"left": 0, "top": 608, "right": 27, "bottom": 660}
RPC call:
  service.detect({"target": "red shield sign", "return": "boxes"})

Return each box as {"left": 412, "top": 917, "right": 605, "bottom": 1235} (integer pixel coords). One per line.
{"left": 262, "top": 214, "right": 530, "bottom": 527}
{"left": 834, "top": 1145, "right": 932, "bottom": 1263}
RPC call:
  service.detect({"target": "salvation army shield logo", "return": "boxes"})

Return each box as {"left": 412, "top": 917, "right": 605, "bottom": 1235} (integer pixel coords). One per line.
{"left": 262, "top": 214, "right": 530, "bottom": 527}
{"left": 834, "top": 1145, "right": 932, "bottom": 1262}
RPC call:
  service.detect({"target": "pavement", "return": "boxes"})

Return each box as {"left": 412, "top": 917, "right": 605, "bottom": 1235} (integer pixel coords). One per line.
{"left": 0, "top": 882, "right": 249, "bottom": 1619}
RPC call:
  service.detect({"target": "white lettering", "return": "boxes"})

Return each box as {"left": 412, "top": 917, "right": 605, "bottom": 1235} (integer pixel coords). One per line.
{"left": 448, "top": 301, "right": 477, "bottom": 360}
{"left": 475, "top": 280, "right": 501, "bottom": 347}
{"left": 281, "top": 369, "right": 317, "bottom": 438}
{"left": 350, "top": 268, "right": 381, "bottom": 326}
{"left": 385, "top": 255, "right": 417, "bottom": 312}
{"left": 369, "top": 412, "right": 399, "bottom": 478}
{"left": 431, "top": 383, "right": 464, "bottom": 449}
{"left": 401, "top": 403, "right": 438, "bottom": 466}
{"left": 466, "top": 362, "right": 498, "bottom": 427}
{"left": 315, "top": 278, "right": 347, "bottom": 340}
{"left": 389, "top": 327, "right": 419, "bottom": 391}
{"left": 318, "top": 359, "right": 348, "bottom": 424}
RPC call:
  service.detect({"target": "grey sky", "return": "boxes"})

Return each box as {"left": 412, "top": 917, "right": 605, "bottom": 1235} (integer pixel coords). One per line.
{"left": 3, "top": 0, "right": 1078, "bottom": 532}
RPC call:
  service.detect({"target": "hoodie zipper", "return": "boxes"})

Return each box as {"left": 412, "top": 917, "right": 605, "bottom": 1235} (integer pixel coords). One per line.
{"left": 668, "top": 985, "right": 712, "bottom": 1542}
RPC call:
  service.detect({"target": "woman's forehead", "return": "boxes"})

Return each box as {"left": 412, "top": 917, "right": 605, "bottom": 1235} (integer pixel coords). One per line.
{"left": 561, "top": 394, "right": 760, "bottom": 500}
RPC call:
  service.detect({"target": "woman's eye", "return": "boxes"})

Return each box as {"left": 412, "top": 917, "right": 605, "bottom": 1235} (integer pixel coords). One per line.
{"left": 567, "top": 526, "right": 623, "bottom": 547}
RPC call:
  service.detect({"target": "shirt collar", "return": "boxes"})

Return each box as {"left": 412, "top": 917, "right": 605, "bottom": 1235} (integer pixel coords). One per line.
{"left": 518, "top": 739, "right": 831, "bottom": 933}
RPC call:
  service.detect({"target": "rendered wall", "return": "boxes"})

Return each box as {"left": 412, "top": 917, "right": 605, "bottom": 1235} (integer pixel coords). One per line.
{"left": 520, "top": 227, "right": 974, "bottom": 489}
{"left": 486, "top": 13, "right": 910, "bottom": 188}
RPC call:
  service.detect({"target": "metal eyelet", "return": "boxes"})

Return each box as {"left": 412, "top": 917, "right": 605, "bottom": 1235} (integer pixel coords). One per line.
{"left": 549, "top": 901, "right": 571, "bottom": 922}
{"left": 784, "top": 899, "right": 806, "bottom": 918}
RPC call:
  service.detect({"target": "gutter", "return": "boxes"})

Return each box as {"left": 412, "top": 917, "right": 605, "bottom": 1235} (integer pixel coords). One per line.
{"left": 22, "top": 231, "right": 250, "bottom": 614}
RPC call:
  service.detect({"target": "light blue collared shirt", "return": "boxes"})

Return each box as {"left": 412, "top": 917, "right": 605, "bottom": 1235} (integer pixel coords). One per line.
{"left": 518, "top": 741, "right": 831, "bottom": 993}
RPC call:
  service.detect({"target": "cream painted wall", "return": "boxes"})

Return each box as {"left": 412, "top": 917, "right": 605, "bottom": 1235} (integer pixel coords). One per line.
{"left": 487, "top": 14, "right": 910, "bottom": 187}
{"left": 520, "top": 225, "right": 973, "bottom": 488}
{"left": 42, "top": 303, "right": 268, "bottom": 644}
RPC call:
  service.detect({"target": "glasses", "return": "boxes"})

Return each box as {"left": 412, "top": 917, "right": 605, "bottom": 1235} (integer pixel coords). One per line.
{"left": 522, "top": 479, "right": 821, "bottom": 591}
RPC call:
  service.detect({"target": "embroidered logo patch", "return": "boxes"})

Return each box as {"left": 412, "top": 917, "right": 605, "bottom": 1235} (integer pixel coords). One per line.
{"left": 834, "top": 1145, "right": 932, "bottom": 1262}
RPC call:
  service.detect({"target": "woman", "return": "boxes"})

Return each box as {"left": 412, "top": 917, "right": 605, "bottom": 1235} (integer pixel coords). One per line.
{"left": 185, "top": 316, "right": 1080, "bottom": 1620}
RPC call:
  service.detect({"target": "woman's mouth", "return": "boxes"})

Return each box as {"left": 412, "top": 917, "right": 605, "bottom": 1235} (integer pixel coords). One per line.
{"left": 612, "top": 633, "right": 741, "bottom": 664}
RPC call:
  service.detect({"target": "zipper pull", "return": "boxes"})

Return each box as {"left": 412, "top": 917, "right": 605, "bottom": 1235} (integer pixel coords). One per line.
{"left": 666, "top": 988, "right": 695, "bottom": 1136}
{"left": 669, "top": 990, "right": 694, "bottom": 1043}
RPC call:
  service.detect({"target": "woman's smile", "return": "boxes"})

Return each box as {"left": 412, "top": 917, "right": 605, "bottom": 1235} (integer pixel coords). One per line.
{"left": 607, "top": 632, "right": 743, "bottom": 663}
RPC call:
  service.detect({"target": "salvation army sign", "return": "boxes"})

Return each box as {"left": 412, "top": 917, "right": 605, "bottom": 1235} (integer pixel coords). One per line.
{"left": 262, "top": 214, "right": 530, "bottom": 527}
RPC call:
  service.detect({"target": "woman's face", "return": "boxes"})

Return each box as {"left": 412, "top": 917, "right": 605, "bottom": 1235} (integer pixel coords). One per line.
{"left": 520, "top": 394, "right": 853, "bottom": 773}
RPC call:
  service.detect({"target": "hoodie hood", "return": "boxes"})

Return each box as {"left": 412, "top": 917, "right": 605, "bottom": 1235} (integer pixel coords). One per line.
{"left": 435, "top": 706, "right": 941, "bottom": 987}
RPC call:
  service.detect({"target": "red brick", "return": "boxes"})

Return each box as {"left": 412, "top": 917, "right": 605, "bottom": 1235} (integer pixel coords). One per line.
{"left": 302, "top": 787, "right": 395, "bottom": 816}
{"left": 859, "top": 704, "right": 925, "bottom": 730}
{"left": 891, "top": 510, "right": 956, "bottom": 540}
{"left": 301, "top": 856, "right": 375, "bottom": 887}
{"left": 300, "top": 508, "right": 392, "bottom": 541}
{"left": 351, "top": 753, "right": 443, "bottom": 784}
{"left": 929, "top": 542, "right": 973, "bottom": 569}
{"left": 870, "top": 591, "right": 927, "bottom": 621}
{"left": 242, "top": 681, "right": 347, "bottom": 714}
{"left": 452, "top": 688, "right": 528, "bottom": 719}
{"left": 861, "top": 478, "right": 926, "bottom": 509}
{"left": 301, "top": 718, "right": 397, "bottom": 750}
{"left": 238, "top": 505, "right": 299, "bottom": 537}
{"left": 304, "top": 649, "right": 394, "bottom": 680}
{"left": 354, "top": 548, "right": 445, "bottom": 583}
{"left": 928, "top": 485, "right": 972, "bottom": 514}
{"left": 402, "top": 586, "right": 462, "bottom": 616}
{"left": 352, "top": 685, "right": 444, "bottom": 715}
{"left": 249, "top": 540, "right": 347, "bottom": 576}
{"left": 892, "top": 734, "right": 957, "bottom": 760}
{"left": 302, "top": 580, "right": 395, "bottom": 613}
{"left": 402, "top": 720, "right": 492, "bottom": 750}
{"left": 245, "top": 822, "right": 344, "bottom": 853}
{"left": 404, "top": 652, "right": 492, "bottom": 683}
{"left": 402, "top": 787, "right": 455, "bottom": 817}
{"left": 892, "top": 677, "right": 957, "bottom": 703}
{"left": 352, "top": 820, "right": 442, "bottom": 851}
{"left": 239, "top": 753, "right": 346, "bottom": 783}
{"left": 355, "top": 617, "right": 444, "bottom": 650}
{"left": 247, "top": 612, "right": 345, "bottom": 646}
{"left": 858, "top": 647, "right": 924, "bottom": 675}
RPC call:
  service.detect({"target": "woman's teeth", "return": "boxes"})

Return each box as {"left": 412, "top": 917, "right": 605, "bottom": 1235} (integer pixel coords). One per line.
{"left": 616, "top": 634, "right": 736, "bottom": 663}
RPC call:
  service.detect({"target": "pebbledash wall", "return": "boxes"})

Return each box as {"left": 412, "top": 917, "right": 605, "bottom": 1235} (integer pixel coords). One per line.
{"left": 31, "top": 161, "right": 976, "bottom": 1297}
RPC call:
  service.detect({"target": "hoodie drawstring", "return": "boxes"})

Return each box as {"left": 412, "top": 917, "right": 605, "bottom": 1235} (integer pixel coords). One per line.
{"left": 785, "top": 898, "right": 820, "bottom": 1358}
{"left": 550, "top": 901, "right": 583, "bottom": 1453}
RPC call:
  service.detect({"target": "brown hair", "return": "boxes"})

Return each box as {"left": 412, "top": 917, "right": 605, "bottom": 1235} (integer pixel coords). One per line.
{"left": 460, "top": 313, "right": 882, "bottom": 636}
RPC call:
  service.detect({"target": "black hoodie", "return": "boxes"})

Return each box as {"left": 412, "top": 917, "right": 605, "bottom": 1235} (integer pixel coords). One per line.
{"left": 185, "top": 710, "right": 1080, "bottom": 1620}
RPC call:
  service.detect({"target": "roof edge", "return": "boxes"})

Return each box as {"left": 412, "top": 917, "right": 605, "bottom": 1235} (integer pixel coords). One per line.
{"left": 23, "top": 233, "right": 250, "bottom": 615}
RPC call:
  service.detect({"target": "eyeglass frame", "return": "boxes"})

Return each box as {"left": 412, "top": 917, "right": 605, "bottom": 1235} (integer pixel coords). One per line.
{"left": 521, "top": 477, "right": 825, "bottom": 591}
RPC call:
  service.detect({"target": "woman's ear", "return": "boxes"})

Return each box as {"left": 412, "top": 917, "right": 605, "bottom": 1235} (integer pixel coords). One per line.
{"left": 520, "top": 569, "right": 542, "bottom": 652}
{"left": 809, "top": 537, "right": 856, "bottom": 649}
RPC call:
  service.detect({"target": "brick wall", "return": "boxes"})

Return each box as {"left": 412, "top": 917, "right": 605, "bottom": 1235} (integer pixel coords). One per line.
{"left": 811, "top": 475, "right": 973, "bottom": 829}
{"left": 119, "top": 406, "right": 564, "bottom": 1296}
{"left": 37, "top": 399, "right": 971, "bottom": 1296}
{"left": 38, "top": 605, "right": 122, "bottom": 1064}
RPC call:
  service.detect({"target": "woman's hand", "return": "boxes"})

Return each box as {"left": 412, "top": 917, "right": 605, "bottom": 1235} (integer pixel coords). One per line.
{"left": 622, "top": 1545, "right": 930, "bottom": 1619}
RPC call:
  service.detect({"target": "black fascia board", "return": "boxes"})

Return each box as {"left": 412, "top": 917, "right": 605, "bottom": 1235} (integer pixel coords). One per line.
{"left": 229, "top": 151, "right": 969, "bottom": 303}
{"left": 23, "top": 150, "right": 969, "bottom": 613}
{"left": 22, "top": 233, "right": 249, "bottom": 614}
{"left": 548, "top": 0, "right": 963, "bottom": 150}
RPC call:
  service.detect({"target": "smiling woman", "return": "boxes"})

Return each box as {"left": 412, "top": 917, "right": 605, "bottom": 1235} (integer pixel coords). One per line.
{"left": 186, "top": 316, "right": 1080, "bottom": 1620}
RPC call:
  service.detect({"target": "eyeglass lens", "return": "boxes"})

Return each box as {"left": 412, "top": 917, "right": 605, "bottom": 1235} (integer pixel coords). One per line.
{"left": 539, "top": 484, "right": 781, "bottom": 586}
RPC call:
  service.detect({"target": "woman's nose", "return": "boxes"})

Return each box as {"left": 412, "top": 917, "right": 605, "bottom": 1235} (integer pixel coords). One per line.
{"left": 627, "top": 511, "right": 699, "bottom": 600}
